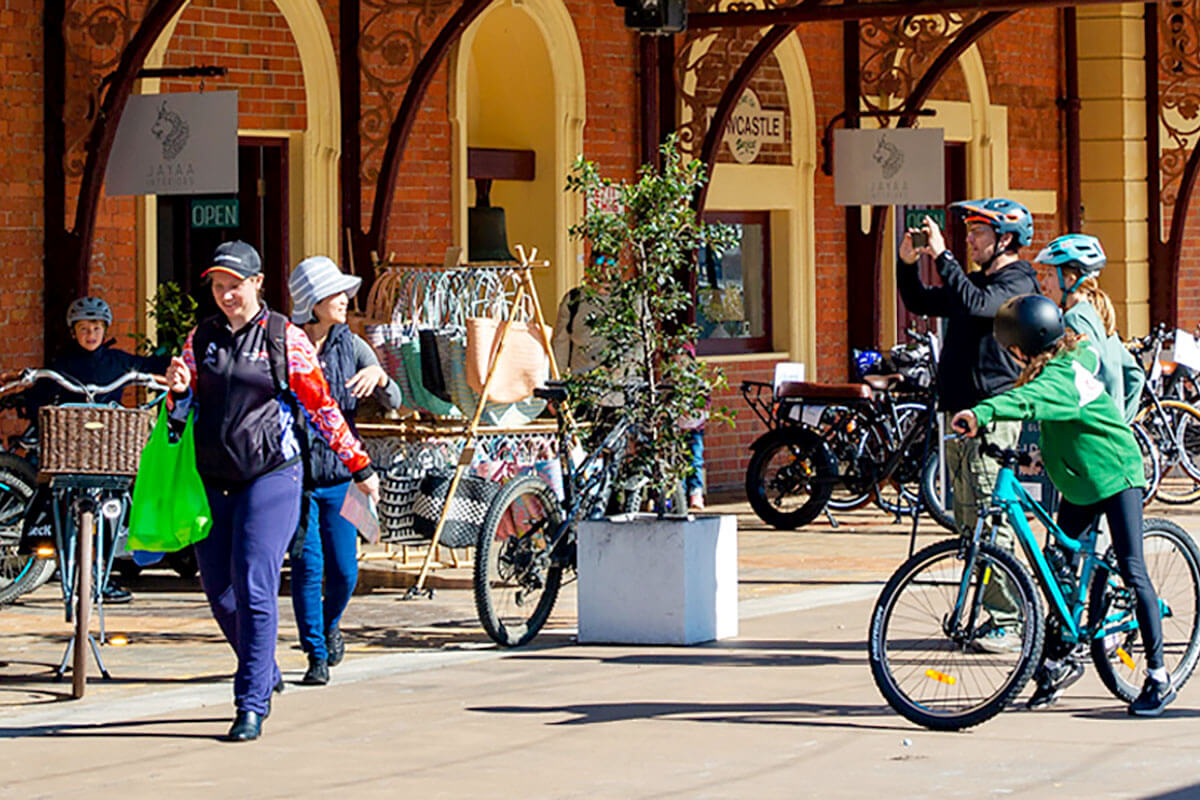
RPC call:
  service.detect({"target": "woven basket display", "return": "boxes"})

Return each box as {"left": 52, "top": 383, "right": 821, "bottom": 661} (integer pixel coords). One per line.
{"left": 379, "top": 468, "right": 424, "bottom": 544}
{"left": 38, "top": 406, "right": 156, "bottom": 476}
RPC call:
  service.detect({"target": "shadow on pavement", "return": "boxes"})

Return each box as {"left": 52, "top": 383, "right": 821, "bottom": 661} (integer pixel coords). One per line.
{"left": 0, "top": 716, "right": 229, "bottom": 740}
{"left": 468, "top": 699, "right": 908, "bottom": 732}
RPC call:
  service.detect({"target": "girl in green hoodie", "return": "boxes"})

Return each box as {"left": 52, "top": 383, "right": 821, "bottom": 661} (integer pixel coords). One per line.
{"left": 951, "top": 294, "right": 1173, "bottom": 717}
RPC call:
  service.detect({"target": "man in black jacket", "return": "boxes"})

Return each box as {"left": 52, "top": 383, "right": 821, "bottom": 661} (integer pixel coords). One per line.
{"left": 898, "top": 197, "right": 1041, "bottom": 653}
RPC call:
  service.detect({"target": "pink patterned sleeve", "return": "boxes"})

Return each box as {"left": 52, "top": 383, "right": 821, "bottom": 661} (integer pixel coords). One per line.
{"left": 285, "top": 323, "right": 372, "bottom": 475}
{"left": 181, "top": 328, "right": 198, "bottom": 391}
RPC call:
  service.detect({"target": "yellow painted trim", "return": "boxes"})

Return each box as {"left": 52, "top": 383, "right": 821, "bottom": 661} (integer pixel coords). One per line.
{"left": 135, "top": 0, "right": 341, "bottom": 336}
{"left": 702, "top": 352, "right": 791, "bottom": 365}
{"left": 704, "top": 32, "right": 817, "bottom": 377}
{"left": 452, "top": 0, "right": 587, "bottom": 308}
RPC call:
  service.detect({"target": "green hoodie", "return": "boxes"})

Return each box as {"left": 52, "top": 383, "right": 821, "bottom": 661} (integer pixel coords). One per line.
{"left": 971, "top": 340, "right": 1144, "bottom": 506}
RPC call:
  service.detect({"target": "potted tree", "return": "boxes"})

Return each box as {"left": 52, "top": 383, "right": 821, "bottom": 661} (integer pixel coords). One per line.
{"left": 564, "top": 136, "right": 740, "bottom": 645}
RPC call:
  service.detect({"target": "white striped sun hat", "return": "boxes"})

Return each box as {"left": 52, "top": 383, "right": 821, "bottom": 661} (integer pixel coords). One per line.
{"left": 288, "top": 255, "right": 363, "bottom": 324}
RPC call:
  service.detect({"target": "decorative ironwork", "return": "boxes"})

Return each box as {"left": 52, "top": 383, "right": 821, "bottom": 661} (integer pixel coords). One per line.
{"left": 359, "top": 0, "right": 457, "bottom": 182}
{"left": 1157, "top": 0, "right": 1200, "bottom": 208}
{"left": 860, "top": 11, "right": 976, "bottom": 112}
{"left": 62, "top": 0, "right": 136, "bottom": 177}
{"left": 675, "top": 27, "right": 762, "bottom": 153}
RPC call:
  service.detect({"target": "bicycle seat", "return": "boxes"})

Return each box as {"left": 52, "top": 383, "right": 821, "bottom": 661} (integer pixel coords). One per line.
{"left": 776, "top": 381, "right": 873, "bottom": 401}
{"left": 534, "top": 384, "right": 569, "bottom": 402}
{"left": 863, "top": 374, "right": 903, "bottom": 392}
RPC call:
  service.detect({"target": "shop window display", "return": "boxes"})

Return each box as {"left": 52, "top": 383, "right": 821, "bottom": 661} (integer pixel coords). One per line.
{"left": 697, "top": 211, "right": 771, "bottom": 355}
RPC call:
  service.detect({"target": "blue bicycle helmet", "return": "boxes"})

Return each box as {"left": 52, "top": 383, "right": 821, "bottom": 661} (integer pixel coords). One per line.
{"left": 66, "top": 296, "right": 112, "bottom": 327}
{"left": 854, "top": 349, "right": 884, "bottom": 378}
{"left": 950, "top": 197, "right": 1034, "bottom": 248}
{"left": 1034, "top": 233, "right": 1106, "bottom": 302}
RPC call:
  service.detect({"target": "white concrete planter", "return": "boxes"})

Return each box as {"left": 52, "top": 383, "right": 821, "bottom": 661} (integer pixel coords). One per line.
{"left": 576, "top": 513, "right": 738, "bottom": 645}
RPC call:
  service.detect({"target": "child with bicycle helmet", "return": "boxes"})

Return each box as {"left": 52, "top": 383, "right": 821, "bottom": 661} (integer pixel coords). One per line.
{"left": 21, "top": 297, "right": 170, "bottom": 604}
{"left": 951, "top": 294, "right": 1173, "bottom": 717}
{"left": 1034, "top": 234, "right": 1143, "bottom": 423}
{"left": 28, "top": 297, "right": 169, "bottom": 410}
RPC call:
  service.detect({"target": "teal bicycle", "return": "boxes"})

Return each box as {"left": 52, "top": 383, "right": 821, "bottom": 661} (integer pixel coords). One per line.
{"left": 868, "top": 439, "right": 1200, "bottom": 730}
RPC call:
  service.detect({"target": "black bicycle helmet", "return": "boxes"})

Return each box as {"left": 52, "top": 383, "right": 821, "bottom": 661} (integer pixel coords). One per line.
{"left": 993, "top": 294, "right": 1064, "bottom": 358}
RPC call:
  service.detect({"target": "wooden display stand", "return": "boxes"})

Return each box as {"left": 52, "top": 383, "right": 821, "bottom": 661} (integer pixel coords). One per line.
{"left": 358, "top": 248, "right": 566, "bottom": 598}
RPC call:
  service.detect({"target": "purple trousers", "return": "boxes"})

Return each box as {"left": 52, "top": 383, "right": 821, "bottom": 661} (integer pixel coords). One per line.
{"left": 195, "top": 462, "right": 301, "bottom": 715}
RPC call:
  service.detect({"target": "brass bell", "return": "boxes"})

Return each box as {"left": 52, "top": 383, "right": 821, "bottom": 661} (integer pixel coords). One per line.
{"left": 468, "top": 179, "right": 516, "bottom": 263}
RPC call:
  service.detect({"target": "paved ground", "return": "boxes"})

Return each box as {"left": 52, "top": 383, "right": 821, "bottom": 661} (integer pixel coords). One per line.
{"left": 3, "top": 497, "right": 1200, "bottom": 798}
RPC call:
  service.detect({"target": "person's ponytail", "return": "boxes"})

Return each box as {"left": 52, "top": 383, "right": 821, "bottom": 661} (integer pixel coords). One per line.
{"left": 1071, "top": 275, "right": 1118, "bottom": 336}
{"left": 1016, "top": 330, "right": 1082, "bottom": 386}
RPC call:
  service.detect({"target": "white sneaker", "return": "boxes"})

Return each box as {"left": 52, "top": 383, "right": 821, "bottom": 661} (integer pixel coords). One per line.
{"left": 688, "top": 491, "right": 705, "bottom": 511}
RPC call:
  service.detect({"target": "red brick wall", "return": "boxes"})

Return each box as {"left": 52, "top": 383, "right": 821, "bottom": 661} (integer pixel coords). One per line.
{"left": 704, "top": 359, "right": 777, "bottom": 493}
{"left": 0, "top": 1, "right": 46, "bottom": 374}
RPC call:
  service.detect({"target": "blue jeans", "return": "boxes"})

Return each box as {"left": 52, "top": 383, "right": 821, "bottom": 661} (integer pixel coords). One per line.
{"left": 195, "top": 462, "right": 301, "bottom": 715}
{"left": 685, "top": 430, "right": 705, "bottom": 495}
{"left": 290, "top": 481, "right": 359, "bottom": 661}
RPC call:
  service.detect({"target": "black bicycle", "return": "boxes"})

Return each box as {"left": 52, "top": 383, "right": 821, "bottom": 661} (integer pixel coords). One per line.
{"left": 472, "top": 381, "right": 661, "bottom": 647}
{"left": 741, "top": 331, "right": 951, "bottom": 531}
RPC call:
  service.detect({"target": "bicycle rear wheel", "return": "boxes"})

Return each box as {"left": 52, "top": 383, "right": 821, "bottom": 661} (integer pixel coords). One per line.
{"left": 744, "top": 427, "right": 836, "bottom": 530}
{"left": 869, "top": 539, "right": 1043, "bottom": 730}
{"left": 474, "top": 475, "right": 565, "bottom": 647}
{"left": 1089, "top": 517, "right": 1200, "bottom": 701}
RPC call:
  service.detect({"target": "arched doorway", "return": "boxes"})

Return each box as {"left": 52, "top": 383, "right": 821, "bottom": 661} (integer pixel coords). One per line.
{"left": 452, "top": 0, "right": 587, "bottom": 310}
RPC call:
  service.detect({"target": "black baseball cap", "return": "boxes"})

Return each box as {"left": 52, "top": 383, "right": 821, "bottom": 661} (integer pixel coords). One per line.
{"left": 202, "top": 240, "right": 263, "bottom": 280}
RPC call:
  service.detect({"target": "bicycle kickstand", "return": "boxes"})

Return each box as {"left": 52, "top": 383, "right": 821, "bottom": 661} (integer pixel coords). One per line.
{"left": 824, "top": 506, "right": 840, "bottom": 529}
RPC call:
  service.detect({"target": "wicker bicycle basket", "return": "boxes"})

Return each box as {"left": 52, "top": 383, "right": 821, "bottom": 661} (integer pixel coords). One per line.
{"left": 38, "top": 406, "right": 156, "bottom": 476}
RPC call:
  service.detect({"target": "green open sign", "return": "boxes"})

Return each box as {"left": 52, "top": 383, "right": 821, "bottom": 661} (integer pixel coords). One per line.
{"left": 190, "top": 197, "right": 239, "bottom": 229}
{"left": 904, "top": 207, "right": 946, "bottom": 231}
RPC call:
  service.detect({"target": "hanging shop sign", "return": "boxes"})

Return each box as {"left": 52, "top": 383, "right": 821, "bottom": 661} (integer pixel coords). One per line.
{"left": 706, "top": 89, "right": 785, "bottom": 164}
{"left": 833, "top": 127, "right": 944, "bottom": 206}
{"left": 106, "top": 91, "right": 238, "bottom": 196}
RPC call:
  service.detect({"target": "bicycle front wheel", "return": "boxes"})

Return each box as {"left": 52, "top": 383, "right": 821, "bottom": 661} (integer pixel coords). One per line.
{"left": 1137, "top": 401, "right": 1200, "bottom": 504}
{"left": 869, "top": 539, "right": 1043, "bottom": 731}
{"left": 918, "top": 449, "right": 957, "bottom": 533}
{"left": 1089, "top": 517, "right": 1200, "bottom": 701}
{"left": 0, "top": 454, "right": 53, "bottom": 605}
{"left": 474, "top": 475, "right": 565, "bottom": 648}
{"left": 1132, "top": 422, "right": 1162, "bottom": 506}
{"left": 73, "top": 505, "right": 95, "bottom": 699}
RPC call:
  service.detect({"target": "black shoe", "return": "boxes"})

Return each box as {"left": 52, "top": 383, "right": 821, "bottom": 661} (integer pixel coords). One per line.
{"left": 301, "top": 655, "right": 329, "bottom": 686}
{"left": 1129, "top": 676, "right": 1177, "bottom": 717}
{"left": 274, "top": 676, "right": 285, "bottom": 694}
{"left": 325, "top": 626, "right": 345, "bottom": 667}
{"left": 1027, "top": 658, "right": 1085, "bottom": 709}
{"left": 101, "top": 581, "right": 132, "bottom": 604}
{"left": 226, "top": 711, "right": 264, "bottom": 742}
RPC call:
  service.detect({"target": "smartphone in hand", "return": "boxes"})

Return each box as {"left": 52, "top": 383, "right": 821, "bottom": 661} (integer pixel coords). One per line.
{"left": 910, "top": 230, "right": 929, "bottom": 248}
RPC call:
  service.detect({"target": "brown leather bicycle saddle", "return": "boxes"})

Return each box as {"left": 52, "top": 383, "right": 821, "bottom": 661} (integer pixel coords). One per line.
{"left": 776, "top": 381, "right": 873, "bottom": 401}
{"left": 863, "top": 374, "right": 904, "bottom": 391}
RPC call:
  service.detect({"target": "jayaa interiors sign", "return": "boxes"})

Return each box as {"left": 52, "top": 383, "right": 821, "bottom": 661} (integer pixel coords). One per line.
{"left": 706, "top": 89, "right": 785, "bottom": 164}
{"left": 105, "top": 91, "right": 238, "bottom": 196}
{"left": 833, "top": 127, "right": 944, "bottom": 206}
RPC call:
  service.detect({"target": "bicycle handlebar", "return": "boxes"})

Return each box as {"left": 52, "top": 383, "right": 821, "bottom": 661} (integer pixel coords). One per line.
{"left": 0, "top": 368, "right": 167, "bottom": 404}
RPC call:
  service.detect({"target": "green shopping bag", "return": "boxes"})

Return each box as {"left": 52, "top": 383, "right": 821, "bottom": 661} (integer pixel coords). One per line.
{"left": 127, "top": 406, "right": 213, "bottom": 552}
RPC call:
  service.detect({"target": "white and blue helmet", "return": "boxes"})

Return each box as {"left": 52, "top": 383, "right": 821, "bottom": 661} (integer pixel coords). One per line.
{"left": 1034, "top": 233, "right": 1106, "bottom": 302}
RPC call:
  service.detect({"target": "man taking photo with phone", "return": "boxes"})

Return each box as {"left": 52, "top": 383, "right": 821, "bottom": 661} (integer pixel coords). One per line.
{"left": 897, "top": 198, "right": 1041, "bottom": 653}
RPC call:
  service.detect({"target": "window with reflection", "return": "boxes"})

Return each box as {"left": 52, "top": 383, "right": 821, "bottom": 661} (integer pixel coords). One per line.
{"left": 697, "top": 211, "right": 771, "bottom": 355}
